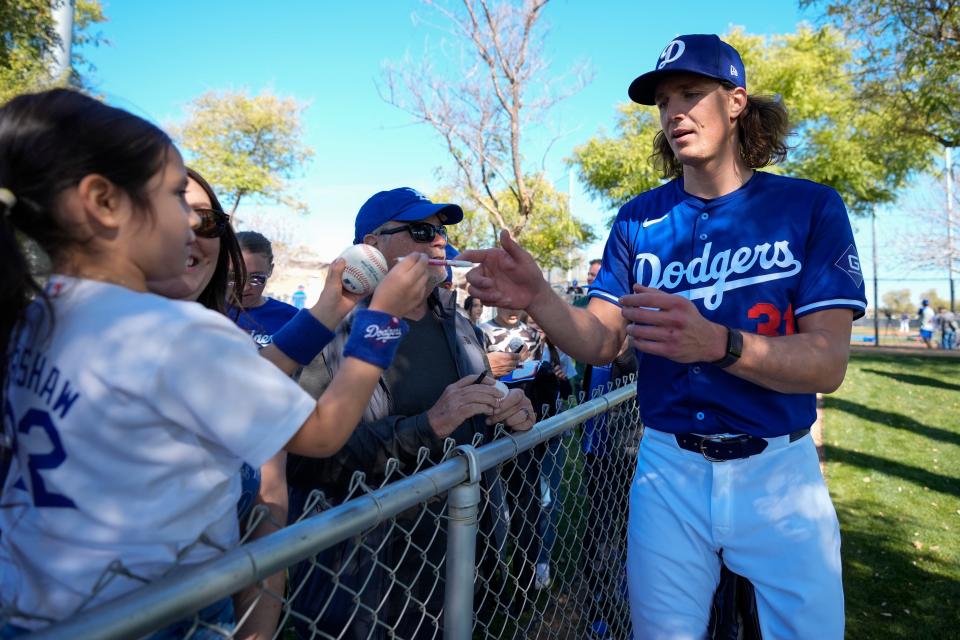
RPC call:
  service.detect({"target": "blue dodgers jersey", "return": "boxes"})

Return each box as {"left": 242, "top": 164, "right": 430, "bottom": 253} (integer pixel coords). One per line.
{"left": 232, "top": 297, "right": 298, "bottom": 348}
{"left": 589, "top": 171, "right": 867, "bottom": 438}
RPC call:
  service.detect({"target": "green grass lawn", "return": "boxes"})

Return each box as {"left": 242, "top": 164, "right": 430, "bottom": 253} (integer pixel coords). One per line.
{"left": 823, "top": 352, "right": 960, "bottom": 638}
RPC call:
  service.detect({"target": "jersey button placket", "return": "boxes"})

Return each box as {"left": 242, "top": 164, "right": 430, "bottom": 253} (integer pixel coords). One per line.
{"left": 693, "top": 204, "right": 709, "bottom": 243}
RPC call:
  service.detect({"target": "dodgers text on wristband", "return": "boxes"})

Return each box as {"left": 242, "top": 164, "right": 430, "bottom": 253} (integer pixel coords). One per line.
{"left": 271, "top": 309, "right": 336, "bottom": 365}
{"left": 343, "top": 309, "right": 409, "bottom": 369}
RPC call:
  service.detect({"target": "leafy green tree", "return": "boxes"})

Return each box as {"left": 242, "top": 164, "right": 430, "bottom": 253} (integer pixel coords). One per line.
{"left": 443, "top": 175, "right": 597, "bottom": 270}
{"left": 0, "top": 0, "right": 107, "bottom": 103}
{"left": 802, "top": 0, "right": 960, "bottom": 148}
{"left": 881, "top": 288, "right": 913, "bottom": 314}
{"left": 571, "top": 105, "right": 663, "bottom": 213}
{"left": 173, "top": 90, "right": 314, "bottom": 215}
{"left": 570, "top": 26, "right": 938, "bottom": 217}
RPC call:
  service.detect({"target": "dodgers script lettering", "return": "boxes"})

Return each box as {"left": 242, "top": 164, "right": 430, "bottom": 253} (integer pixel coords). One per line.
{"left": 634, "top": 240, "right": 802, "bottom": 310}
{"left": 364, "top": 324, "right": 404, "bottom": 344}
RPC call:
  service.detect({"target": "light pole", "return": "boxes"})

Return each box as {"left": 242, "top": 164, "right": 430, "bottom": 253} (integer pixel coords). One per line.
{"left": 50, "top": 0, "right": 75, "bottom": 81}
{"left": 872, "top": 205, "right": 879, "bottom": 346}
{"left": 947, "top": 146, "right": 955, "bottom": 312}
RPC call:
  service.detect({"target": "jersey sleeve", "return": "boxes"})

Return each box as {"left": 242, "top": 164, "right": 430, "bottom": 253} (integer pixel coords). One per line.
{"left": 152, "top": 312, "right": 317, "bottom": 468}
{"left": 587, "top": 209, "right": 635, "bottom": 307}
{"left": 793, "top": 189, "right": 868, "bottom": 320}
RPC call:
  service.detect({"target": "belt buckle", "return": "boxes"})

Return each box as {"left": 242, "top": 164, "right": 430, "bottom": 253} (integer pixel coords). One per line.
{"left": 699, "top": 434, "right": 745, "bottom": 462}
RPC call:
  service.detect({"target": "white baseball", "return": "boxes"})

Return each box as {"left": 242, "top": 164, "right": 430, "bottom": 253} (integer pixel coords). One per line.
{"left": 339, "top": 244, "right": 388, "bottom": 295}
{"left": 494, "top": 381, "right": 509, "bottom": 398}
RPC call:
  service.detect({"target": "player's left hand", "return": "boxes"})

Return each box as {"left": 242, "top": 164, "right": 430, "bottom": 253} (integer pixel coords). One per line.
{"left": 620, "top": 285, "right": 727, "bottom": 364}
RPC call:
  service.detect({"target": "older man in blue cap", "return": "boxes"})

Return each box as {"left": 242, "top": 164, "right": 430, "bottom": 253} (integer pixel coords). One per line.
{"left": 286, "top": 188, "right": 535, "bottom": 639}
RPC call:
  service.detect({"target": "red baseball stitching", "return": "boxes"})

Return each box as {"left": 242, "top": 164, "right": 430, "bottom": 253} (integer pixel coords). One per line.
{"left": 344, "top": 266, "right": 371, "bottom": 292}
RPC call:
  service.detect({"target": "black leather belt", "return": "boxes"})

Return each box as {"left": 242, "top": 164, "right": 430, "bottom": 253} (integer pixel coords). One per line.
{"left": 675, "top": 428, "right": 810, "bottom": 462}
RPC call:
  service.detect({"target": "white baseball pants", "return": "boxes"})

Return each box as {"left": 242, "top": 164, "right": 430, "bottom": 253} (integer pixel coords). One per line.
{"left": 626, "top": 427, "right": 844, "bottom": 640}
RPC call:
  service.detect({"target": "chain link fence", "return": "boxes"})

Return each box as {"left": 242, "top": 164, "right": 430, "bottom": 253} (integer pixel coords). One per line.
{"left": 14, "top": 380, "right": 640, "bottom": 640}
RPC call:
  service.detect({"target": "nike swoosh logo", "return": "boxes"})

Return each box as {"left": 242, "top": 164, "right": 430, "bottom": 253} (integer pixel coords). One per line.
{"left": 642, "top": 214, "right": 669, "bottom": 228}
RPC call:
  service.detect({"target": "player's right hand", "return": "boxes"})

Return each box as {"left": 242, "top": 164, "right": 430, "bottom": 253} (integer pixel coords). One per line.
{"left": 369, "top": 252, "right": 429, "bottom": 318}
{"left": 458, "top": 230, "right": 549, "bottom": 311}
{"left": 426, "top": 374, "right": 502, "bottom": 438}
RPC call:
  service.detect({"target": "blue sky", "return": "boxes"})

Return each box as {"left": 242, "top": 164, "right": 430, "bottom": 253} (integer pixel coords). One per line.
{"left": 84, "top": 1, "right": 953, "bottom": 308}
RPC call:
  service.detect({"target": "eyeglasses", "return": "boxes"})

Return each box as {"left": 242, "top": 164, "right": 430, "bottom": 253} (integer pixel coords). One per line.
{"left": 377, "top": 222, "right": 447, "bottom": 243}
{"left": 246, "top": 273, "right": 268, "bottom": 287}
{"left": 193, "top": 207, "right": 230, "bottom": 239}
{"left": 227, "top": 273, "right": 267, "bottom": 287}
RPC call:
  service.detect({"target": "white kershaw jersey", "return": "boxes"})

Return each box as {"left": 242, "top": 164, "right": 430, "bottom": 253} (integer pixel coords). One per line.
{"left": 1, "top": 276, "right": 315, "bottom": 628}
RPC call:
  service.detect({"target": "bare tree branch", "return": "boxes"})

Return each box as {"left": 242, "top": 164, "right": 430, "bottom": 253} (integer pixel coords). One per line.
{"left": 379, "top": 0, "right": 587, "bottom": 239}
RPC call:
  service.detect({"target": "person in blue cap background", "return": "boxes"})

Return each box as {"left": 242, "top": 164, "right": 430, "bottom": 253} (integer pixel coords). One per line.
{"left": 460, "top": 32, "right": 865, "bottom": 639}
{"left": 285, "top": 187, "right": 536, "bottom": 638}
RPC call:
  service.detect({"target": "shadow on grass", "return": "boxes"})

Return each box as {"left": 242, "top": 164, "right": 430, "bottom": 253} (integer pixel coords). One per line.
{"left": 823, "top": 444, "right": 960, "bottom": 499}
{"left": 862, "top": 368, "right": 960, "bottom": 393}
{"left": 837, "top": 501, "right": 960, "bottom": 638}
{"left": 826, "top": 397, "right": 960, "bottom": 449}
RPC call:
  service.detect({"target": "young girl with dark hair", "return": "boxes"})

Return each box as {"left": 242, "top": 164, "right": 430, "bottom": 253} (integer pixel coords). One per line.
{"left": 0, "top": 88, "right": 429, "bottom": 636}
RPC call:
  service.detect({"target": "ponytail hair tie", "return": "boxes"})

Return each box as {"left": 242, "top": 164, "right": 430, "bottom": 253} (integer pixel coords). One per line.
{"left": 0, "top": 188, "right": 15, "bottom": 215}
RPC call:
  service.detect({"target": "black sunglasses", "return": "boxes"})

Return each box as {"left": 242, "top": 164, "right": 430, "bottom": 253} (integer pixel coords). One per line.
{"left": 193, "top": 207, "right": 230, "bottom": 239}
{"left": 377, "top": 222, "right": 447, "bottom": 243}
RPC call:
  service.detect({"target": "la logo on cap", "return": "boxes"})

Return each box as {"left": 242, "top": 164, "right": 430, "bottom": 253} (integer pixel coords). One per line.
{"left": 658, "top": 39, "right": 686, "bottom": 69}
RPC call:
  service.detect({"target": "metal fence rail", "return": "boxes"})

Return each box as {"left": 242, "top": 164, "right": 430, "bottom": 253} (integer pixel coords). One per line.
{"left": 23, "top": 382, "right": 640, "bottom": 640}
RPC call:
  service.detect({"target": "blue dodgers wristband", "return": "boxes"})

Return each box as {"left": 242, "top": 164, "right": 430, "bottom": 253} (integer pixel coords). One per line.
{"left": 271, "top": 309, "right": 336, "bottom": 365}
{"left": 343, "top": 309, "right": 409, "bottom": 369}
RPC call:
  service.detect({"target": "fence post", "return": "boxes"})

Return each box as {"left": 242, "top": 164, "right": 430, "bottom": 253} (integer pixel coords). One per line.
{"left": 444, "top": 446, "right": 482, "bottom": 640}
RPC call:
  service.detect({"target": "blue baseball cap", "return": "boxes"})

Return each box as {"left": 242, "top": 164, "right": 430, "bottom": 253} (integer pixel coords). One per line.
{"left": 353, "top": 187, "right": 463, "bottom": 244}
{"left": 628, "top": 34, "right": 746, "bottom": 105}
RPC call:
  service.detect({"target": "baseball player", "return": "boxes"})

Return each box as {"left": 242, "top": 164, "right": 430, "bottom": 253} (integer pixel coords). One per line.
{"left": 461, "top": 33, "right": 866, "bottom": 639}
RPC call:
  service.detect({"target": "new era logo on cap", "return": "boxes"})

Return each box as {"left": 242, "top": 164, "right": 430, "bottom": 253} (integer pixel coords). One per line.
{"left": 628, "top": 34, "right": 747, "bottom": 105}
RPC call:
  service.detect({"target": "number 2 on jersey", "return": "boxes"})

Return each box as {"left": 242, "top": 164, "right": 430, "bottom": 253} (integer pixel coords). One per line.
{"left": 6, "top": 403, "right": 77, "bottom": 509}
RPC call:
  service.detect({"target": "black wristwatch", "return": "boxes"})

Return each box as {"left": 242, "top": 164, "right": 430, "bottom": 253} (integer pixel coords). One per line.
{"left": 711, "top": 327, "right": 743, "bottom": 369}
